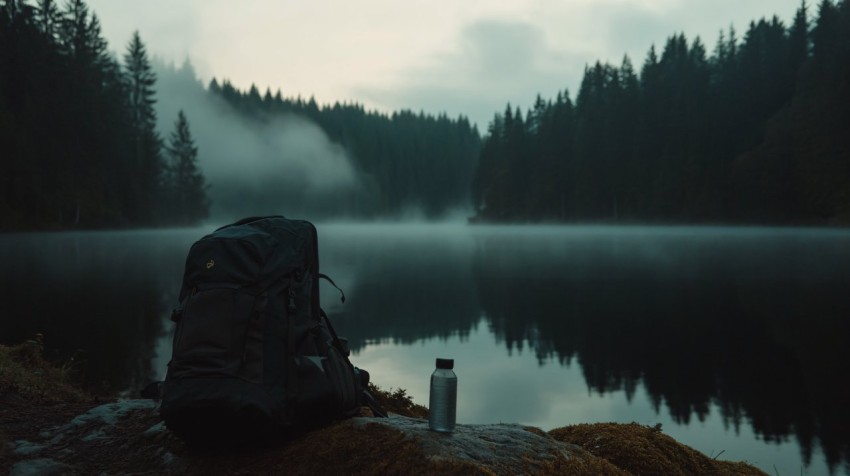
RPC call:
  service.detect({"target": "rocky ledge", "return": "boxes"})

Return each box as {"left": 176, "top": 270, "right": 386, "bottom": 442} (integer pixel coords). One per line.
{"left": 2, "top": 398, "right": 767, "bottom": 475}
{"left": 1, "top": 341, "right": 766, "bottom": 475}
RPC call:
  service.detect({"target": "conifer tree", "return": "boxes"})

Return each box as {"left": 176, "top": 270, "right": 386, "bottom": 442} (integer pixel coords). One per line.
{"left": 59, "top": 0, "right": 108, "bottom": 69}
{"left": 34, "top": 0, "right": 59, "bottom": 40}
{"left": 123, "top": 30, "right": 162, "bottom": 224}
{"left": 208, "top": 77, "right": 221, "bottom": 94}
{"left": 165, "top": 110, "right": 209, "bottom": 224}
{"left": 125, "top": 31, "right": 157, "bottom": 134}
{"left": 813, "top": 0, "right": 840, "bottom": 62}
{"left": 789, "top": 1, "right": 811, "bottom": 68}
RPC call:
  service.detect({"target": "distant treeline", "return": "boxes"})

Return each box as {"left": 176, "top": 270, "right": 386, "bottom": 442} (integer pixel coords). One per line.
{"left": 206, "top": 80, "right": 481, "bottom": 217}
{"left": 0, "top": 0, "right": 209, "bottom": 230}
{"left": 5, "top": 0, "right": 849, "bottom": 229}
{"left": 472, "top": 0, "right": 850, "bottom": 225}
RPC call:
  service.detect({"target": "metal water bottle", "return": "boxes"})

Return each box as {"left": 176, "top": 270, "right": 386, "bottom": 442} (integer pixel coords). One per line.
{"left": 428, "top": 358, "right": 457, "bottom": 432}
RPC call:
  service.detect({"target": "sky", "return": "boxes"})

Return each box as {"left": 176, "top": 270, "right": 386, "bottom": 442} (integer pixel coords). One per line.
{"left": 87, "top": 0, "right": 803, "bottom": 129}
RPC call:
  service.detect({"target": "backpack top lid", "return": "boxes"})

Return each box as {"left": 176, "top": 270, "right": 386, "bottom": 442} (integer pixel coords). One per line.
{"left": 180, "top": 216, "right": 319, "bottom": 300}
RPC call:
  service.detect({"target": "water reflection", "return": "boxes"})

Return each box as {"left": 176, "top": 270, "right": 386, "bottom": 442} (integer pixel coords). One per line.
{"left": 321, "top": 224, "right": 479, "bottom": 349}
{"left": 0, "top": 230, "right": 198, "bottom": 393}
{"left": 1, "top": 225, "right": 848, "bottom": 473}
{"left": 468, "top": 228, "right": 850, "bottom": 472}
{"left": 323, "top": 225, "right": 850, "bottom": 474}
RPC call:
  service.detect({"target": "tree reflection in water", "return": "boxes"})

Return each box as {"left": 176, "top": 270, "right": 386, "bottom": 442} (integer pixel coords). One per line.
{"left": 470, "top": 230, "right": 850, "bottom": 472}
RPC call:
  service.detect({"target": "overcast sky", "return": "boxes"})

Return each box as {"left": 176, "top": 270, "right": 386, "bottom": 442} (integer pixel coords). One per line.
{"left": 86, "top": 0, "right": 802, "bottom": 129}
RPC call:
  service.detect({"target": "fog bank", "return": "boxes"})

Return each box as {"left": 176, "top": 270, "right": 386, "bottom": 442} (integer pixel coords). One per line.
{"left": 153, "top": 59, "right": 360, "bottom": 221}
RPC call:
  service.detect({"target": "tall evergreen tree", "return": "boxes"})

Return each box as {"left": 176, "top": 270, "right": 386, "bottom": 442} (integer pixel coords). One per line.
{"left": 59, "top": 0, "right": 108, "bottom": 69}
{"left": 165, "top": 110, "right": 209, "bottom": 225}
{"left": 123, "top": 30, "right": 162, "bottom": 224}
{"left": 789, "top": 1, "right": 811, "bottom": 69}
{"left": 34, "top": 0, "right": 59, "bottom": 40}
{"left": 812, "top": 0, "right": 841, "bottom": 62}
{"left": 125, "top": 31, "right": 156, "bottom": 134}
{"left": 54, "top": 0, "right": 124, "bottom": 226}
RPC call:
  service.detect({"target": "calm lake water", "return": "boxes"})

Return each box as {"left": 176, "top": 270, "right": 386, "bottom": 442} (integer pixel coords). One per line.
{"left": 2, "top": 223, "right": 849, "bottom": 475}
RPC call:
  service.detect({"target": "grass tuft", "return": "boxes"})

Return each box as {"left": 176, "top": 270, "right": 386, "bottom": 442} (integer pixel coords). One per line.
{"left": 0, "top": 335, "right": 88, "bottom": 404}
{"left": 367, "top": 383, "right": 429, "bottom": 418}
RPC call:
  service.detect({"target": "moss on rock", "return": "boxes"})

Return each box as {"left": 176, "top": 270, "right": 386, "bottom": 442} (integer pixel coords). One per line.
{"left": 549, "top": 422, "right": 767, "bottom": 475}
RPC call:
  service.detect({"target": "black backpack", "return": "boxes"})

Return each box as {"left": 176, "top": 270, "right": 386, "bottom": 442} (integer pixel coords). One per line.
{"left": 160, "top": 216, "right": 384, "bottom": 441}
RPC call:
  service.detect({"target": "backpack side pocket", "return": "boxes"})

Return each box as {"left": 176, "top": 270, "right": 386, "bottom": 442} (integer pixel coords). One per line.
{"left": 324, "top": 345, "right": 358, "bottom": 414}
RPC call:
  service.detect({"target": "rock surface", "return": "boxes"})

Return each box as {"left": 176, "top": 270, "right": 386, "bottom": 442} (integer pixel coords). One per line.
{"left": 2, "top": 399, "right": 766, "bottom": 475}
{"left": 352, "top": 416, "right": 588, "bottom": 474}
{"left": 1, "top": 341, "right": 767, "bottom": 474}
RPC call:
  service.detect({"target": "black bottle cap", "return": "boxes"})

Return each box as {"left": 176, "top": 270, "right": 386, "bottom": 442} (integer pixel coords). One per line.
{"left": 436, "top": 358, "right": 454, "bottom": 370}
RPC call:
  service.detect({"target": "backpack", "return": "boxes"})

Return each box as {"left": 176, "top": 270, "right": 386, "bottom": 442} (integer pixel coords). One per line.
{"left": 160, "top": 216, "right": 385, "bottom": 442}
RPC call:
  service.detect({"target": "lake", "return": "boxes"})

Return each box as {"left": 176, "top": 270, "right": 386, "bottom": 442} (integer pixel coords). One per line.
{"left": 1, "top": 223, "right": 848, "bottom": 475}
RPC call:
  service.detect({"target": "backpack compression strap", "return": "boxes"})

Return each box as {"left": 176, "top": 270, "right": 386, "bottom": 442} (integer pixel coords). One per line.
{"left": 317, "top": 275, "right": 388, "bottom": 418}
{"left": 319, "top": 308, "right": 349, "bottom": 356}
{"left": 362, "top": 389, "right": 389, "bottom": 418}
{"left": 318, "top": 309, "right": 388, "bottom": 418}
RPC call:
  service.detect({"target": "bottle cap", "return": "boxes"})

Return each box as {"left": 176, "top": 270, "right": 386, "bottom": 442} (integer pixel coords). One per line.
{"left": 436, "top": 358, "right": 454, "bottom": 369}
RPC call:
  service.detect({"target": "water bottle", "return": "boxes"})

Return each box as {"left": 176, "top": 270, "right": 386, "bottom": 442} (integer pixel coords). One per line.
{"left": 428, "top": 358, "right": 457, "bottom": 432}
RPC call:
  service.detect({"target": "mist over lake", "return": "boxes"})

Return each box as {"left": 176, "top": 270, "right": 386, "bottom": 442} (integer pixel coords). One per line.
{"left": 1, "top": 223, "right": 848, "bottom": 475}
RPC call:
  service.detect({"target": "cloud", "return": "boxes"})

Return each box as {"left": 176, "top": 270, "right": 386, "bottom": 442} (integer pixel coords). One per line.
{"left": 355, "top": 19, "right": 586, "bottom": 130}
{"left": 88, "top": 1, "right": 201, "bottom": 63}
{"left": 591, "top": 2, "right": 676, "bottom": 61}
{"left": 349, "top": 1, "right": 803, "bottom": 130}
{"left": 460, "top": 21, "right": 546, "bottom": 81}
{"left": 91, "top": 0, "right": 805, "bottom": 135}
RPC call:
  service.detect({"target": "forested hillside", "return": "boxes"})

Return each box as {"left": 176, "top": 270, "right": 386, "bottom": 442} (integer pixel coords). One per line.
{"left": 4, "top": 0, "right": 847, "bottom": 229}
{"left": 0, "top": 0, "right": 209, "bottom": 230}
{"left": 472, "top": 0, "right": 850, "bottom": 225}
{"left": 204, "top": 80, "right": 481, "bottom": 217}
{"left": 0, "top": 0, "right": 480, "bottom": 230}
